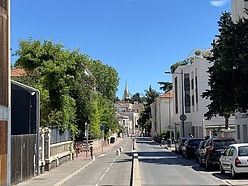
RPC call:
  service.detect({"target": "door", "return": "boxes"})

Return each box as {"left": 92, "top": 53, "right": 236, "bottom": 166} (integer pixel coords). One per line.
{"left": 220, "top": 147, "right": 230, "bottom": 170}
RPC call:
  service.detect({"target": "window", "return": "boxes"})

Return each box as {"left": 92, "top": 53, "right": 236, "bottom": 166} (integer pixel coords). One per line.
{"left": 228, "top": 147, "right": 234, "bottom": 156}
{"left": 237, "top": 125, "right": 240, "bottom": 139}
{"left": 184, "top": 74, "right": 191, "bottom": 113}
{"left": 175, "top": 77, "right": 178, "bottom": 114}
{"left": 224, "top": 147, "right": 230, "bottom": 156}
{"left": 238, "top": 146, "right": 248, "bottom": 156}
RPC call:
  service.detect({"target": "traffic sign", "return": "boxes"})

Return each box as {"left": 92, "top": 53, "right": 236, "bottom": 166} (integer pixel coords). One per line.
{"left": 100, "top": 125, "right": 105, "bottom": 131}
{"left": 180, "top": 114, "right": 187, "bottom": 121}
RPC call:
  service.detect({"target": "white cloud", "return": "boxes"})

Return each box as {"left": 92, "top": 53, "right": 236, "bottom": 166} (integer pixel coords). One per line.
{"left": 210, "top": 0, "right": 228, "bottom": 7}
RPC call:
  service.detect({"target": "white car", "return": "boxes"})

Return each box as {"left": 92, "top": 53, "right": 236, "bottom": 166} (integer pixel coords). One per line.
{"left": 219, "top": 143, "right": 248, "bottom": 178}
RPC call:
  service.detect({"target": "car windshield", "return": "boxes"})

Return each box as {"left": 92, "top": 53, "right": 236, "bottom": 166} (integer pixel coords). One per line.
{"left": 189, "top": 140, "right": 202, "bottom": 146}
{"left": 238, "top": 146, "right": 248, "bottom": 156}
{"left": 214, "top": 140, "right": 235, "bottom": 148}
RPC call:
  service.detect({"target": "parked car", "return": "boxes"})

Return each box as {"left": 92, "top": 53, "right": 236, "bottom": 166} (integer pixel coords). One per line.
{"left": 219, "top": 143, "right": 248, "bottom": 178}
{"left": 200, "top": 137, "right": 236, "bottom": 170}
{"left": 175, "top": 137, "right": 188, "bottom": 154}
{"left": 182, "top": 138, "right": 203, "bottom": 159}
{"left": 195, "top": 140, "right": 206, "bottom": 163}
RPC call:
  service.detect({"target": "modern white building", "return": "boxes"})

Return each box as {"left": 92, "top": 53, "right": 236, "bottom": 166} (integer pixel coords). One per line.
{"left": 171, "top": 51, "right": 235, "bottom": 139}
{"left": 231, "top": 0, "right": 248, "bottom": 143}
{"left": 231, "top": 0, "right": 248, "bottom": 22}
{"left": 150, "top": 90, "right": 173, "bottom": 138}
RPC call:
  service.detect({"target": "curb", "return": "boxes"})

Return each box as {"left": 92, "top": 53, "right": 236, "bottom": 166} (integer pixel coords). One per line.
{"left": 132, "top": 152, "right": 141, "bottom": 186}
{"left": 53, "top": 156, "right": 95, "bottom": 186}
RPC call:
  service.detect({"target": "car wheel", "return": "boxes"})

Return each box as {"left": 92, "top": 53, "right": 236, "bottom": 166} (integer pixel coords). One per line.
{"left": 205, "top": 158, "right": 211, "bottom": 171}
{"left": 195, "top": 154, "right": 199, "bottom": 162}
{"left": 231, "top": 166, "right": 237, "bottom": 178}
{"left": 219, "top": 163, "right": 225, "bottom": 174}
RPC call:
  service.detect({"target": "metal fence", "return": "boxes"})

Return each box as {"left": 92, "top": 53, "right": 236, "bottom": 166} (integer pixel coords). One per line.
{"left": 49, "top": 125, "right": 71, "bottom": 144}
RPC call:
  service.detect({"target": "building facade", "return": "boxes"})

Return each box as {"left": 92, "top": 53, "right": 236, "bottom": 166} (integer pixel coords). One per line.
{"left": 150, "top": 90, "right": 173, "bottom": 138}
{"left": 171, "top": 52, "right": 235, "bottom": 139}
{"left": 231, "top": 0, "right": 248, "bottom": 22}
{"left": 231, "top": 0, "right": 248, "bottom": 143}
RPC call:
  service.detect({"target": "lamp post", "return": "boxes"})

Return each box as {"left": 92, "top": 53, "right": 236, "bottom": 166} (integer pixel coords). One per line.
{"left": 29, "top": 91, "right": 36, "bottom": 134}
{"left": 165, "top": 69, "right": 186, "bottom": 137}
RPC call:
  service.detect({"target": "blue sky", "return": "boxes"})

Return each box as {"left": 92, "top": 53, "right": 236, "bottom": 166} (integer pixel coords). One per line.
{"left": 10, "top": 0, "right": 231, "bottom": 99}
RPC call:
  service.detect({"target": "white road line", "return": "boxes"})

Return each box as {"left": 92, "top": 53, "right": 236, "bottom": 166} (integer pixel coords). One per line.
{"left": 97, "top": 156, "right": 117, "bottom": 183}
{"left": 99, "top": 174, "right": 105, "bottom": 180}
{"left": 105, "top": 167, "right": 110, "bottom": 172}
{"left": 97, "top": 153, "right": 106, "bottom": 157}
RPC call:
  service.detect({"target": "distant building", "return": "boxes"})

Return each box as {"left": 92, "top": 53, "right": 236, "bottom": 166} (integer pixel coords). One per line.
{"left": 150, "top": 90, "right": 173, "bottom": 138}
{"left": 123, "top": 80, "right": 130, "bottom": 100}
{"left": 114, "top": 102, "right": 142, "bottom": 136}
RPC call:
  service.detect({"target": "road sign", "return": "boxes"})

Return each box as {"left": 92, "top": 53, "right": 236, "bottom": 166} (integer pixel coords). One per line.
{"left": 100, "top": 125, "right": 105, "bottom": 131}
{"left": 180, "top": 114, "right": 187, "bottom": 121}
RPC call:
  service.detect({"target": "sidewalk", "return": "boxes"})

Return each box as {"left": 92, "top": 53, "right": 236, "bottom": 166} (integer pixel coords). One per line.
{"left": 15, "top": 137, "right": 124, "bottom": 186}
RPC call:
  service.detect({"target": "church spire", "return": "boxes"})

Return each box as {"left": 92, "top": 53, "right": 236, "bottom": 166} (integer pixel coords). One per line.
{"left": 124, "top": 80, "right": 130, "bottom": 100}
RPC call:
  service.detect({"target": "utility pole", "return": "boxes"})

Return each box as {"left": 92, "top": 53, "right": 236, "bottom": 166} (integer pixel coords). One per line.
{"left": 0, "top": 0, "right": 11, "bottom": 185}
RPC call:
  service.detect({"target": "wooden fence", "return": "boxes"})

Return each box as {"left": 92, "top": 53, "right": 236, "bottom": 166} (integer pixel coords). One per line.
{"left": 11, "top": 134, "right": 36, "bottom": 185}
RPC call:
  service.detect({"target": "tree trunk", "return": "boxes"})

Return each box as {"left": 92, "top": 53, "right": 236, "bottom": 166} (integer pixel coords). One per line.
{"left": 225, "top": 116, "right": 229, "bottom": 129}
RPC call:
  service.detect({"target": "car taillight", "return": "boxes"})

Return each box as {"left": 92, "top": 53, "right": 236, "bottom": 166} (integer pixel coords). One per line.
{"left": 207, "top": 147, "right": 213, "bottom": 152}
{"left": 235, "top": 157, "right": 241, "bottom": 166}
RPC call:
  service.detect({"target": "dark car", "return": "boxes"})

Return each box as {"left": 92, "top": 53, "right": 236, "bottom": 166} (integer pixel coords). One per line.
{"left": 182, "top": 138, "right": 203, "bottom": 159}
{"left": 195, "top": 140, "right": 206, "bottom": 163}
{"left": 175, "top": 137, "right": 188, "bottom": 154}
{"left": 199, "top": 137, "right": 236, "bottom": 170}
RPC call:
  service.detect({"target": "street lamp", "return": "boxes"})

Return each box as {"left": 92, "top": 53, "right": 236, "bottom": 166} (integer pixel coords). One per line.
{"left": 29, "top": 91, "right": 36, "bottom": 134}
{"left": 165, "top": 69, "right": 186, "bottom": 137}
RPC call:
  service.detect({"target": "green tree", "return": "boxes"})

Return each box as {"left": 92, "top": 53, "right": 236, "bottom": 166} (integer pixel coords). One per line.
{"left": 138, "top": 86, "right": 159, "bottom": 135}
{"left": 87, "top": 60, "right": 119, "bottom": 102}
{"left": 202, "top": 12, "right": 248, "bottom": 129}
{"left": 158, "top": 82, "right": 172, "bottom": 92}
{"left": 145, "top": 86, "right": 160, "bottom": 105}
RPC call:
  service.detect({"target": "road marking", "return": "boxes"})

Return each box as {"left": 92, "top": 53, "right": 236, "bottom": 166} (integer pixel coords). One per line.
{"left": 99, "top": 174, "right": 105, "bottom": 180}
{"left": 97, "top": 153, "right": 106, "bottom": 157}
{"left": 106, "top": 167, "right": 110, "bottom": 172}
{"left": 96, "top": 155, "right": 117, "bottom": 185}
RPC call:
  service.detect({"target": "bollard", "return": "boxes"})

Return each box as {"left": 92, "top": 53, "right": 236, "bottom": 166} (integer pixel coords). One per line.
{"left": 116, "top": 149, "right": 120, "bottom": 156}
{"left": 167, "top": 138, "right": 171, "bottom": 147}
{"left": 119, "top": 146, "right": 123, "bottom": 152}
{"left": 90, "top": 146, "right": 93, "bottom": 158}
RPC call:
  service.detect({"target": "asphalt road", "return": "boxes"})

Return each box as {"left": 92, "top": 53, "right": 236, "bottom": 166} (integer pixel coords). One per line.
{"left": 136, "top": 137, "right": 237, "bottom": 186}
{"left": 61, "top": 137, "right": 133, "bottom": 186}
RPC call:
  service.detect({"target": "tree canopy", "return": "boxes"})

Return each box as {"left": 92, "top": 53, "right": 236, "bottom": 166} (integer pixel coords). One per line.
{"left": 202, "top": 12, "right": 248, "bottom": 128}
{"left": 12, "top": 38, "right": 120, "bottom": 139}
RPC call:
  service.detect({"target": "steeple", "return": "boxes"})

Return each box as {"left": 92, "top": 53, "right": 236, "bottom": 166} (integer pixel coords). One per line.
{"left": 124, "top": 80, "right": 130, "bottom": 100}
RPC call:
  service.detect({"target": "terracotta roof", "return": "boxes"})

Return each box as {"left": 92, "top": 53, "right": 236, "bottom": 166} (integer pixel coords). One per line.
{"left": 160, "top": 90, "right": 173, "bottom": 98}
{"left": 11, "top": 68, "right": 26, "bottom": 77}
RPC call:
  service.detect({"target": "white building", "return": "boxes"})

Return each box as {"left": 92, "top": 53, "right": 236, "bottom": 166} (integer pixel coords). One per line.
{"left": 231, "top": 0, "right": 248, "bottom": 143}
{"left": 231, "top": 0, "right": 248, "bottom": 22}
{"left": 150, "top": 90, "right": 173, "bottom": 138}
{"left": 114, "top": 102, "right": 141, "bottom": 136}
{"left": 171, "top": 52, "right": 235, "bottom": 139}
